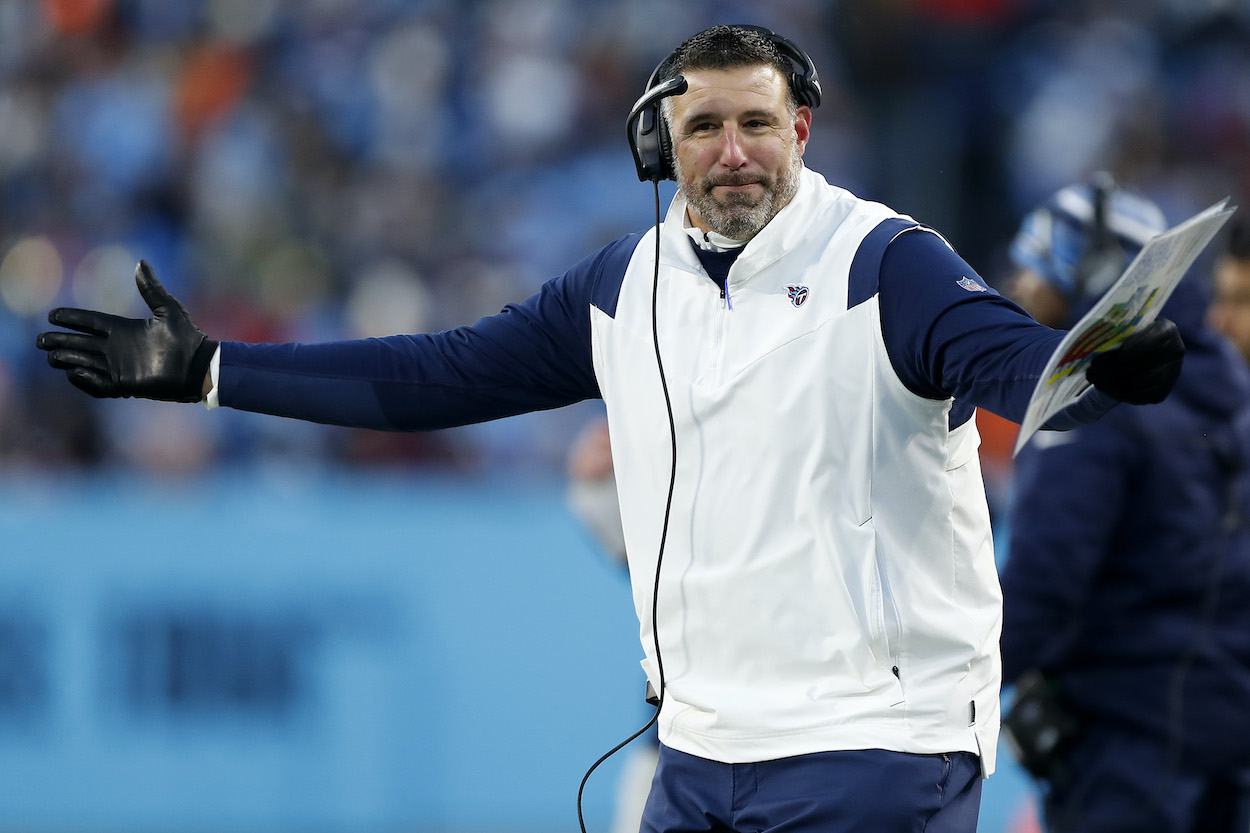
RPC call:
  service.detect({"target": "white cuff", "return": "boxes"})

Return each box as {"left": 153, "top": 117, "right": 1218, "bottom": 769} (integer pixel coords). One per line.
{"left": 204, "top": 344, "right": 222, "bottom": 410}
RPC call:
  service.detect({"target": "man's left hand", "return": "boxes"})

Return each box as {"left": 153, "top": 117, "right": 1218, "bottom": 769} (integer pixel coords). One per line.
{"left": 1086, "top": 318, "right": 1184, "bottom": 405}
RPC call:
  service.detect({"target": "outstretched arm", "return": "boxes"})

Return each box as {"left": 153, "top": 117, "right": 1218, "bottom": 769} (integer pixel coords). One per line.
{"left": 214, "top": 281, "right": 601, "bottom": 431}
{"left": 36, "top": 238, "right": 627, "bottom": 431}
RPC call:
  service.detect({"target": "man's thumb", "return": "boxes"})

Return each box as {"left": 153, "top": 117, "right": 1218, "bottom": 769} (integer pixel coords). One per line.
{"left": 134, "top": 260, "right": 174, "bottom": 316}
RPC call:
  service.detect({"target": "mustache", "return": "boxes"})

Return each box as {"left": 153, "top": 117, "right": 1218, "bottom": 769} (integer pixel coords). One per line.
{"left": 706, "top": 174, "right": 763, "bottom": 187}
{"left": 703, "top": 174, "right": 770, "bottom": 195}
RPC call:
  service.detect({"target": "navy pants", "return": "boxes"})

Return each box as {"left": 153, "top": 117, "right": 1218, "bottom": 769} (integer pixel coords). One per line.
{"left": 639, "top": 745, "right": 982, "bottom": 833}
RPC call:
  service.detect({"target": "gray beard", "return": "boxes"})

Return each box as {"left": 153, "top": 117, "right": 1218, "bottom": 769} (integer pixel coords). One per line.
{"left": 678, "top": 147, "right": 802, "bottom": 240}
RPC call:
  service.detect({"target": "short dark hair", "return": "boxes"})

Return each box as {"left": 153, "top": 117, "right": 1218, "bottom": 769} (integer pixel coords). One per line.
{"left": 659, "top": 25, "right": 798, "bottom": 109}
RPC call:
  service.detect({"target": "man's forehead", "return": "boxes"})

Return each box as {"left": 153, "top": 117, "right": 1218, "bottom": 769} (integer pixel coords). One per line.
{"left": 670, "top": 65, "right": 788, "bottom": 115}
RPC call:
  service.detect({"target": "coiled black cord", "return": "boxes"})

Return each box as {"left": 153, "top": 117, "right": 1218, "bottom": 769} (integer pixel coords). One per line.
{"left": 577, "top": 179, "right": 677, "bottom": 833}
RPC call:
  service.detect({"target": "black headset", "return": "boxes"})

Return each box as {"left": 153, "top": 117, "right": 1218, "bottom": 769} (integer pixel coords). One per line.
{"left": 625, "top": 25, "right": 823, "bottom": 182}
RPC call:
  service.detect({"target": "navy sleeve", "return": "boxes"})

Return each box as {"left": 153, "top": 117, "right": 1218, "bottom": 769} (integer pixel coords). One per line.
{"left": 877, "top": 228, "right": 1111, "bottom": 426}
{"left": 219, "top": 234, "right": 641, "bottom": 431}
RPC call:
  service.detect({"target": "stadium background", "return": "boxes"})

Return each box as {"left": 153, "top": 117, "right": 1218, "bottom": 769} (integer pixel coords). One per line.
{"left": 0, "top": 0, "right": 1246, "bottom": 831}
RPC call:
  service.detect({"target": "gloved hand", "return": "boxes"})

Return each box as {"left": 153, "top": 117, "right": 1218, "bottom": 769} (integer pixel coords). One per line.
{"left": 1002, "top": 669, "right": 1080, "bottom": 787}
{"left": 1086, "top": 317, "right": 1184, "bottom": 405}
{"left": 36, "top": 260, "right": 218, "bottom": 403}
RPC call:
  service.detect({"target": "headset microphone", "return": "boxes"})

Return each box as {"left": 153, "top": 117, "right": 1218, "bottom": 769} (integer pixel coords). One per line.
{"left": 626, "top": 75, "right": 688, "bottom": 182}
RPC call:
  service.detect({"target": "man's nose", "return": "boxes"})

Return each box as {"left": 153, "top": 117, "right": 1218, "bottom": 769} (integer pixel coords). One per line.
{"left": 718, "top": 127, "right": 748, "bottom": 169}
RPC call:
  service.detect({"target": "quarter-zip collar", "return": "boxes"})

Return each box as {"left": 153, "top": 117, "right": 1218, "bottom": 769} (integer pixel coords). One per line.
{"left": 683, "top": 223, "right": 747, "bottom": 253}
{"left": 661, "top": 166, "right": 834, "bottom": 293}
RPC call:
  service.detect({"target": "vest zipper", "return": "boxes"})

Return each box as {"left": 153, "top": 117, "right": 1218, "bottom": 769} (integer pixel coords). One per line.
{"left": 711, "top": 281, "right": 731, "bottom": 377}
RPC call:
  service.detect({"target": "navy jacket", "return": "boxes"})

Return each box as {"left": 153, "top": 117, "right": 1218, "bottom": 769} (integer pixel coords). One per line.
{"left": 1001, "top": 276, "right": 1250, "bottom": 772}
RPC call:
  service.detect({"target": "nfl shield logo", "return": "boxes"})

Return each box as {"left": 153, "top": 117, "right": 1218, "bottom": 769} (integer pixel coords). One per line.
{"left": 786, "top": 285, "right": 809, "bottom": 307}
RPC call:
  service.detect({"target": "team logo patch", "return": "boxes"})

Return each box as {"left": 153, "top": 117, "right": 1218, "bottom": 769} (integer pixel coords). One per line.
{"left": 786, "top": 285, "right": 809, "bottom": 307}
{"left": 957, "top": 276, "right": 987, "bottom": 293}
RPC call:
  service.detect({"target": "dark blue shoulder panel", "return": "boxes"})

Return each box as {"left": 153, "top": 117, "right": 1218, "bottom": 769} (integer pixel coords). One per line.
{"left": 587, "top": 232, "right": 646, "bottom": 319}
{"left": 848, "top": 217, "right": 920, "bottom": 309}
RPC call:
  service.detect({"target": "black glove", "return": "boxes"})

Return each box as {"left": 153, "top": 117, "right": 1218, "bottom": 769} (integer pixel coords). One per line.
{"left": 1086, "top": 317, "right": 1184, "bottom": 405}
{"left": 1002, "top": 669, "right": 1080, "bottom": 786}
{"left": 36, "top": 260, "right": 218, "bottom": 403}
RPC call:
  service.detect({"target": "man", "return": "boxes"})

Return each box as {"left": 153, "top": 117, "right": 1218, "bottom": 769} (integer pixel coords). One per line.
{"left": 38, "top": 26, "right": 1185, "bottom": 832}
{"left": 1209, "top": 219, "right": 1250, "bottom": 363}
{"left": 1001, "top": 179, "right": 1250, "bottom": 832}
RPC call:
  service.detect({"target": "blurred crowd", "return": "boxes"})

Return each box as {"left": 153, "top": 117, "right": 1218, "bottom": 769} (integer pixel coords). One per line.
{"left": 0, "top": 0, "right": 1247, "bottom": 478}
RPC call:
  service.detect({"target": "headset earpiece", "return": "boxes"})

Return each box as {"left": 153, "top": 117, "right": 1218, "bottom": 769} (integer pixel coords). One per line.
{"left": 627, "top": 75, "right": 686, "bottom": 182}
{"left": 625, "top": 26, "right": 821, "bottom": 182}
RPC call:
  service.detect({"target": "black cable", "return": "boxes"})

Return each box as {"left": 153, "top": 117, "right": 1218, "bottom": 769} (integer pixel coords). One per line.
{"left": 577, "top": 179, "right": 677, "bottom": 833}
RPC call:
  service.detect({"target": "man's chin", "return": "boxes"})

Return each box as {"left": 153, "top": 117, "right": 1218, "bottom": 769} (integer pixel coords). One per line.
{"left": 706, "top": 210, "right": 769, "bottom": 240}
{"left": 712, "top": 193, "right": 764, "bottom": 214}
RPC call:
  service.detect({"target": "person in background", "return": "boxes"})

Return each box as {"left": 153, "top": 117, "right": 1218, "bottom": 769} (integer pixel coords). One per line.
{"left": 1208, "top": 219, "right": 1250, "bottom": 364}
{"left": 38, "top": 26, "right": 1186, "bottom": 831}
{"left": 1000, "top": 177, "right": 1250, "bottom": 832}
{"left": 566, "top": 416, "right": 628, "bottom": 567}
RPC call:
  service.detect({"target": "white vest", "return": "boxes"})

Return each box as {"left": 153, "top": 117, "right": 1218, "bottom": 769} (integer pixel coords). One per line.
{"left": 591, "top": 168, "right": 1001, "bottom": 774}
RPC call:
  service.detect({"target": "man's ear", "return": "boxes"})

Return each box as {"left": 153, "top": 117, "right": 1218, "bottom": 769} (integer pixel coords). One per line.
{"left": 794, "top": 105, "right": 812, "bottom": 155}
